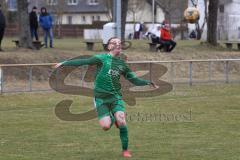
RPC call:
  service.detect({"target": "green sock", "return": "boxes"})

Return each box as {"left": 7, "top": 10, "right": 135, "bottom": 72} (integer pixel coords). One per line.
{"left": 119, "top": 126, "right": 128, "bottom": 150}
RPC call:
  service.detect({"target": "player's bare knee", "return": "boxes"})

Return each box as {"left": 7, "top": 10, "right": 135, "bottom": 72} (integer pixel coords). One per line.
{"left": 116, "top": 120, "right": 126, "bottom": 127}
{"left": 115, "top": 111, "right": 126, "bottom": 127}
{"left": 99, "top": 116, "right": 111, "bottom": 131}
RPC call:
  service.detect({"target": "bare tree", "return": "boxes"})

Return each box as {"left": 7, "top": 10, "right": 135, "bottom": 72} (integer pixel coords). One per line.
{"left": 128, "top": 0, "right": 145, "bottom": 22}
{"left": 207, "top": 0, "right": 219, "bottom": 45}
{"left": 102, "top": 0, "right": 113, "bottom": 21}
{"left": 47, "top": 0, "right": 65, "bottom": 38}
{"left": 103, "top": 0, "right": 128, "bottom": 40}
{"left": 98, "top": 0, "right": 129, "bottom": 41}
{"left": 17, "top": 0, "right": 33, "bottom": 48}
{"left": 155, "top": 0, "right": 180, "bottom": 24}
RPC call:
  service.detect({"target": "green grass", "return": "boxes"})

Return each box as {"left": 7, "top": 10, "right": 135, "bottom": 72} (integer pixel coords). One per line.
{"left": 1, "top": 37, "right": 240, "bottom": 159}
{"left": 1, "top": 84, "right": 240, "bottom": 160}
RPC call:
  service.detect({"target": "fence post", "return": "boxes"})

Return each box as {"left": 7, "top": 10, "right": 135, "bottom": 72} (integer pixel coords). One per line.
{"left": 208, "top": 61, "right": 212, "bottom": 82}
{"left": 224, "top": 61, "right": 229, "bottom": 83}
{"left": 29, "top": 66, "right": 33, "bottom": 92}
{"left": 170, "top": 62, "right": 174, "bottom": 84}
{"left": 149, "top": 62, "right": 152, "bottom": 81}
{"left": 189, "top": 61, "right": 193, "bottom": 86}
{"left": 0, "top": 67, "right": 3, "bottom": 94}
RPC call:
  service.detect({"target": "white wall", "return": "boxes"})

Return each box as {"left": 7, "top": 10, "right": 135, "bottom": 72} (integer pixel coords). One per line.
{"left": 62, "top": 13, "right": 109, "bottom": 24}
{"left": 217, "top": 2, "right": 240, "bottom": 41}
{"left": 225, "top": 2, "right": 240, "bottom": 41}
{"left": 55, "top": 1, "right": 165, "bottom": 25}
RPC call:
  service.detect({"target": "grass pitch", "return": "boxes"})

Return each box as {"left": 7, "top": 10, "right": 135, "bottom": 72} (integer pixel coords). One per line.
{"left": 0, "top": 84, "right": 240, "bottom": 160}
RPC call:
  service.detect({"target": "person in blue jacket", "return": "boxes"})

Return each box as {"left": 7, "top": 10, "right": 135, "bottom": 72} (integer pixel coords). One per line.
{"left": 39, "top": 7, "right": 53, "bottom": 48}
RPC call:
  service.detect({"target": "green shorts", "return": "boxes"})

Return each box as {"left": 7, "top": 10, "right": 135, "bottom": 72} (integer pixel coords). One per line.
{"left": 93, "top": 97, "right": 125, "bottom": 120}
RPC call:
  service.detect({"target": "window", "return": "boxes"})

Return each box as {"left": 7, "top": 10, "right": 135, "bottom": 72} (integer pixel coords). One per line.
{"left": 238, "top": 27, "right": 240, "bottom": 39}
{"left": 82, "top": 16, "right": 86, "bottom": 23}
{"left": 47, "top": 0, "right": 57, "bottom": 5}
{"left": 68, "top": 16, "right": 72, "bottom": 24}
{"left": 97, "top": 15, "right": 100, "bottom": 21}
{"left": 68, "top": 0, "right": 78, "bottom": 5}
{"left": 88, "top": 0, "right": 99, "bottom": 5}
{"left": 8, "top": 0, "right": 17, "bottom": 11}
{"left": 219, "top": 5, "right": 224, "bottom": 13}
{"left": 92, "top": 16, "right": 95, "bottom": 21}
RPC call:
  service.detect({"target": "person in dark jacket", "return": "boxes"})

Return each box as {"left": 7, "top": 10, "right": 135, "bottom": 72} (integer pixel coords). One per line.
{"left": 39, "top": 7, "right": 53, "bottom": 48}
{"left": 0, "top": 4, "right": 6, "bottom": 51}
{"left": 29, "top": 6, "right": 39, "bottom": 41}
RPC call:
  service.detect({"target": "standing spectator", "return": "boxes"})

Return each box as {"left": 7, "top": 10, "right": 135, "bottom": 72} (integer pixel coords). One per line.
{"left": 0, "top": 4, "right": 6, "bottom": 51}
{"left": 139, "top": 22, "right": 144, "bottom": 39}
{"left": 39, "top": 7, "right": 53, "bottom": 48}
{"left": 29, "top": 6, "right": 39, "bottom": 41}
{"left": 134, "top": 22, "right": 142, "bottom": 39}
{"left": 157, "top": 24, "right": 176, "bottom": 52}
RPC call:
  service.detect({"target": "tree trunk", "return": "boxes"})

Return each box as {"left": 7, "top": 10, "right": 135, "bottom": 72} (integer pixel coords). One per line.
{"left": 196, "top": 22, "right": 202, "bottom": 40}
{"left": 121, "top": 0, "right": 128, "bottom": 40}
{"left": 0, "top": 0, "right": 8, "bottom": 23}
{"left": 17, "top": 0, "right": 34, "bottom": 49}
{"left": 207, "top": 0, "right": 219, "bottom": 46}
{"left": 56, "top": 15, "right": 62, "bottom": 39}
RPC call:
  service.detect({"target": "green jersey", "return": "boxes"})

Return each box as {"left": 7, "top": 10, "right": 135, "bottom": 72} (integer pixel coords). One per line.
{"left": 61, "top": 53, "right": 150, "bottom": 99}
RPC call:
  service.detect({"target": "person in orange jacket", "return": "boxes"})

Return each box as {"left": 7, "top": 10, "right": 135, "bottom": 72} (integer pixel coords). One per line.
{"left": 157, "top": 24, "right": 176, "bottom": 52}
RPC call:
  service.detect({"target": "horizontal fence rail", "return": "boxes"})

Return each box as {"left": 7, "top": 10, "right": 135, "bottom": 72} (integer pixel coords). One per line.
{"left": 0, "top": 59, "right": 240, "bottom": 94}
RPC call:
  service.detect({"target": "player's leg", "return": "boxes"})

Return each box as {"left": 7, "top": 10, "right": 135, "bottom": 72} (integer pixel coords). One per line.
{"left": 99, "top": 116, "right": 111, "bottom": 131}
{"left": 112, "top": 100, "right": 132, "bottom": 158}
{"left": 94, "top": 97, "right": 112, "bottom": 131}
{"left": 115, "top": 111, "right": 127, "bottom": 126}
{"left": 115, "top": 111, "right": 132, "bottom": 158}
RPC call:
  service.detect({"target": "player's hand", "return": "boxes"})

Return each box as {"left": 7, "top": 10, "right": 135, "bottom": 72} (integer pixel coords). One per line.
{"left": 54, "top": 62, "right": 63, "bottom": 68}
{"left": 149, "top": 82, "right": 159, "bottom": 89}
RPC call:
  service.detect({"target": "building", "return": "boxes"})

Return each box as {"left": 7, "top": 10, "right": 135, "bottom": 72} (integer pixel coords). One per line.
{"left": 6, "top": 0, "right": 17, "bottom": 11}
{"left": 187, "top": 0, "right": 240, "bottom": 41}
{"left": 4, "top": 0, "right": 189, "bottom": 38}
{"left": 5, "top": 0, "right": 187, "bottom": 25}
{"left": 28, "top": 0, "right": 109, "bottom": 24}
{"left": 218, "top": 0, "right": 240, "bottom": 41}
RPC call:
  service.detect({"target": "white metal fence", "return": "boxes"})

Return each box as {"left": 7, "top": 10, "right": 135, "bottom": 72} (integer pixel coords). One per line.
{"left": 1, "top": 59, "right": 240, "bottom": 94}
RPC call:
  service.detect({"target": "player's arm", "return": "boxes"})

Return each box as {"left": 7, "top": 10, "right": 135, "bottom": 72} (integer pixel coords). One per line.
{"left": 55, "top": 56, "right": 101, "bottom": 68}
{"left": 123, "top": 66, "right": 157, "bottom": 87}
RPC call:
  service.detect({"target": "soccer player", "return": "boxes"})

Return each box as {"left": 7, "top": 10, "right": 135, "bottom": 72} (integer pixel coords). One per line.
{"left": 55, "top": 37, "right": 158, "bottom": 158}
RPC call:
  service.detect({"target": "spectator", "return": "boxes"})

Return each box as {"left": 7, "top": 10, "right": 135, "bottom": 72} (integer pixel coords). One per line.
{"left": 134, "top": 22, "right": 143, "bottom": 39}
{"left": 189, "top": 30, "right": 197, "bottom": 39}
{"left": 29, "top": 6, "right": 39, "bottom": 41}
{"left": 0, "top": 4, "right": 6, "bottom": 51}
{"left": 157, "top": 24, "right": 176, "bottom": 52}
{"left": 139, "top": 22, "right": 144, "bottom": 39}
{"left": 145, "top": 24, "right": 161, "bottom": 42}
{"left": 39, "top": 7, "right": 53, "bottom": 48}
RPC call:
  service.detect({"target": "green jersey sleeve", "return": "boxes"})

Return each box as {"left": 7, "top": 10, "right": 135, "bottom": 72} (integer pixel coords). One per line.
{"left": 61, "top": 56, "right": 101, "bottom": 66}
{"left": 123, "top": 65, "right": 151, "bottom": 86}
